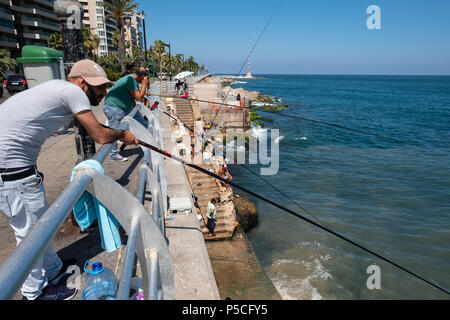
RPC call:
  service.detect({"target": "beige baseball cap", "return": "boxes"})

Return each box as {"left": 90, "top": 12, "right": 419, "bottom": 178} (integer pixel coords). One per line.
{"left": 68, "top": 59, "right": 112, "bottom": 87}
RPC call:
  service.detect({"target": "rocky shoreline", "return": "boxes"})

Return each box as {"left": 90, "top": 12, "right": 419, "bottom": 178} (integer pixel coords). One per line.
{"left": 205, "top": 190, "right": 281, "bottom": 299}
{"left": 194, "top": 79, "right": 283, "bottom": 300}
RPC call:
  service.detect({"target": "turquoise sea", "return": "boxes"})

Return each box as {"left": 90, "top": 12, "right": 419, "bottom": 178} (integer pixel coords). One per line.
{"left": 229, "top": 75, "right": 450, "bottom": 299}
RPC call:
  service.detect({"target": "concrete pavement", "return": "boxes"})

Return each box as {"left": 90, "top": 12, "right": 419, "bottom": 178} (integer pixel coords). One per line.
{"left": 161, "top": 97, "right": 220, "bottom": 299}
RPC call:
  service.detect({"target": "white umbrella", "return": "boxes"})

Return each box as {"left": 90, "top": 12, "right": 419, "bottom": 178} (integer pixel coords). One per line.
{"left": 174, "top": 71, "right": 193, "bottom": 81}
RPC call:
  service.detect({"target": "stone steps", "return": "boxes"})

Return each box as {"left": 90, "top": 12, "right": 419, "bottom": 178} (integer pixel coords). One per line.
{"left": 192, "top": 179, "right": 217, "bottom": 187}
{"left": 179, "top": 105, "right": 237, "bottom": 240}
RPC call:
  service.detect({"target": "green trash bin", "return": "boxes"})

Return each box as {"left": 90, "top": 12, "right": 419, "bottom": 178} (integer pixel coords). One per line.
{"left": 16, "top": 45, "right": 65, "bottom": 89}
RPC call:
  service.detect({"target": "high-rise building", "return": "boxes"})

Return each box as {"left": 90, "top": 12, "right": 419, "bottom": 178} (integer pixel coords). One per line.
{"left": 79, "top": 0, "right": 117, "bottom": 56}
{"left": 79, "top": 0, "right": 144, "bottom": 57}
{"left": 0, "top": 0, "right": 60, "bottom": 58}
{"left": 0, "top": 0, "right": 143, "bottom": 58}
{"left": 124, "top": 10, "right": 144, "bottom": 56}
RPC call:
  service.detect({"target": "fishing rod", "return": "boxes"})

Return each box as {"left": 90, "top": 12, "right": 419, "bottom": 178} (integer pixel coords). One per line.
{"left": 210, "top": 0, "right": 284, "bottom": 128}
{"left": 147, "top": 99, "right": 196, "bottom": 134}
{"left": 116, "top": 102, "right": 446, "bottom": 294}
{"left": 137, "top": 138, "right": 448, "bottom": 295}
{"left": 154, "top": 100, "right": 329, "bottom": 227}
{"left": 149, "top": 93, "right": 403, "bottom": 143}
{"left": 240, "top": 164, "right": 330, "bottom": 228}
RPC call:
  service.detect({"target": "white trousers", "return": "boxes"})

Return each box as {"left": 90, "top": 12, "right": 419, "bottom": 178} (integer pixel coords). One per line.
{"left": 0, "top": 172, "right": 62, "bottom": 299}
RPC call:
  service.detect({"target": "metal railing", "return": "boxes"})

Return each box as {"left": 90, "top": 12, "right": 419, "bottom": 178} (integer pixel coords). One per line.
{"left": 0, "top": 84, "right": 174, "bottom": 300}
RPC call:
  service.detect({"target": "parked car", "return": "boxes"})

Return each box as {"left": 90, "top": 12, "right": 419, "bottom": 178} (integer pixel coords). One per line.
{"left": 5, "top": 74, "right": 28, "bottom": 94}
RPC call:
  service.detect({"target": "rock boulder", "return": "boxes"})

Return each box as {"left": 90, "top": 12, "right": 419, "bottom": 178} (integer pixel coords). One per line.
{"left": 233, "top": 197, "right": 258, "bottom": 232}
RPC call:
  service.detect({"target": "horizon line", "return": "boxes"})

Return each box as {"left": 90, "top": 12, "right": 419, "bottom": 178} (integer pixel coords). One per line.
{"left": 213, "top": 73, "right": 450, "bottom": 77}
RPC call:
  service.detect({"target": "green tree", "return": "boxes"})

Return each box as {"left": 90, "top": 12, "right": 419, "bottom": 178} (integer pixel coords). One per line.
{"left": 103, "top": 0, "right": 139, "bottom": 74}
{"left": 48, "top": 32, "right": 63, "bottom": 51}
{"left": 187, "top": 56, "right": 197, "bottom": 72}
{"left": 112, "top": 29, "right": 120, "bottom": 50}
{"left": 48, "top": 26, "right": 100, "bottom": 59}
{"left": 174, "top": 54, "right": 183, "bottom": 73}
{"left": 153, "top": 40, "right": 166, "bottom": 77}
{"left": 97, "top": 52, "right": 121, "bottom": 80}
{"left": 0, "top": 49, "right": 17, "bottom": 79}
{"left": 82, "top": 26, "right": 100, "bottom": 58}
{"left": 97, "top": 52, "right": 120, "bottom": 72}
{"left": 131, "top": 45, "right": 143, "bottom": 58}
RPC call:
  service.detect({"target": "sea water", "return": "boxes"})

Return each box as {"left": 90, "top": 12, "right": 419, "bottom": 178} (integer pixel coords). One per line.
{"left": 229, "top": 74, "right": 450, "bottom": 299}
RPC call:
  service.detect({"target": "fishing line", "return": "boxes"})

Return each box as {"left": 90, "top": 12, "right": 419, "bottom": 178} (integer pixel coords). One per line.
{"left": 240, "top": 164, "right": 330, "bottom": 228}
{"left": 210, "top": 0, "right": 283, "bottom": 128}
{"left": 136, "top": 138, "right": 449, "bottom": 295}
{"left": 154, "top": 100, "right": 329, "bottom": 227}
{"left": 254, "top": 108, "right": 404, "bottom": 143}
{"left": 148, "top": 93, "right": 404, "bottom": 144}
{"left": 117, "top": 102, "right": 446, "bottom": 293}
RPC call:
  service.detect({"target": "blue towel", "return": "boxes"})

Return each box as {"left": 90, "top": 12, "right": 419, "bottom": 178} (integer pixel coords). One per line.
{"left": 71, "top": 160, "right": 122, "bottom": 253}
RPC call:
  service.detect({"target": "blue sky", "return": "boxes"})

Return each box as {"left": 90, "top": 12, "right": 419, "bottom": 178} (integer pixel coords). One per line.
{"left": 138, "top": 1, "right": 450, "bottom": 75}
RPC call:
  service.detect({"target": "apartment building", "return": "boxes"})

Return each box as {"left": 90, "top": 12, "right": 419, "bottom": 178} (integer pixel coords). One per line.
{"left": 79, "top": 0, "right": 144, "bottom": 57}
{"left": 124, "top": 11, "right": 144, "bottom": 56}
{"left": 79, "top": 0, "right": 117, "bottom": 56}
{"left": 0, "top": 0, "right": 60, "bottom": 58}
{"left": 0, "top": 0, "right": 143, "bottom": 58}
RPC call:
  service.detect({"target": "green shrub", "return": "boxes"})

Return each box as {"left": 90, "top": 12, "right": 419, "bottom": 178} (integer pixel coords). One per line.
{"left": 252, "top": 120, "right": 264, "bottom": 128}
{"left": 105, "top": 69, "right": 121, "bottom": 81}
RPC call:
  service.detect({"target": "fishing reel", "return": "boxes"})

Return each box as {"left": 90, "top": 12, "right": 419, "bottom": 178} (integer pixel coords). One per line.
{"left": 151, "top": 101, "right": 159, "bottom": 111}
{"left": 144, "top": 95, "right": 159, "bottom": 111}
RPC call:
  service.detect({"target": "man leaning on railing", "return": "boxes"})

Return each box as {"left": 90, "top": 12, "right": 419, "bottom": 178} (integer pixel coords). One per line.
{"left": 0, "top": 59, "right": 138, "bottom": 300}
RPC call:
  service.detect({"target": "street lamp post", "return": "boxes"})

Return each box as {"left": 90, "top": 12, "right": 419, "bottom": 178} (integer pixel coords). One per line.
{"left": 141, "top": 11, "right": 148, "bottom": 69}
{"left": 162, "top": 43, "right": 172, "bottom": 81}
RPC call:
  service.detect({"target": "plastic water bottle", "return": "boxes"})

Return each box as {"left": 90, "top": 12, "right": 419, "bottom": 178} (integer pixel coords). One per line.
{"left": 82, "top": 260, "right": 118, "bottom": 300}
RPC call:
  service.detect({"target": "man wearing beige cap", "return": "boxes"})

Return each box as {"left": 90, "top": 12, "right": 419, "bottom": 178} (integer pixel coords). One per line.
{"left": 0, "top": 59, "right": 137, "bottom": 300}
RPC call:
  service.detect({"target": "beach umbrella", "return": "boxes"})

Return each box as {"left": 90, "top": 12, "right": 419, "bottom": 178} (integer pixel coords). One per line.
{"left": 174, "top": 71, "right": 193, "bottom": 80}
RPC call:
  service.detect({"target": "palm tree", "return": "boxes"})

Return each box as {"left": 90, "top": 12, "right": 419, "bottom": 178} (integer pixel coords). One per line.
{"left": 49, "top": 28, "right": 100, "bottom": 59}
{"left": 174, "top": 54, "right": 183, "bottom": 73}
{"left": 187, "top": 56, "right": 195, "bottom": 72}
{"left": 97, "top": 52, "right": 120, "bottom": 73}
{"left": 0, "top": 49, "right": 17, "bottom": 79}
{"left": 131, "top": 46, "right": 143, "bottom": 58}
{"left": 48, "top": 32, "right": 63, "bottom": 51}
{"left": 153, "top": 40, "right": 166, "bottom": 77}
{"left": 82, "top": 26, "right": 100, "bottom": 58}
{"left": 103, "top": 0, "right": 139, "bottom": 73}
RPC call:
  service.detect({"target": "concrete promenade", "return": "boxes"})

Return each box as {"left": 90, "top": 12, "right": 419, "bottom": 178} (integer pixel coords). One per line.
{"left": 0, "top": 97, "right": 219, "bottom": 300}
{"left": 161, "top": 97, "right": 220, "bottom": 299}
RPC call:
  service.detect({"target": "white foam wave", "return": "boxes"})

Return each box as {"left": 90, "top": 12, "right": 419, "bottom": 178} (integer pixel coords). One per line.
{"left": 298, "top": 240, "right": 324, "bottom": 248}
{"left": 295, "top": 137, "right": 308, "bottom": 141}
{"left": 271, "top": 270, "right": 324, "bottom": 300}
{"left": 250, "top": 125, "right": 267, "bottom": 139}
{"left": 269, "top": 256, "right": 332, "bottom": 300}
{"left": 274, "top": 136, "right": 284, "bottom": 144}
